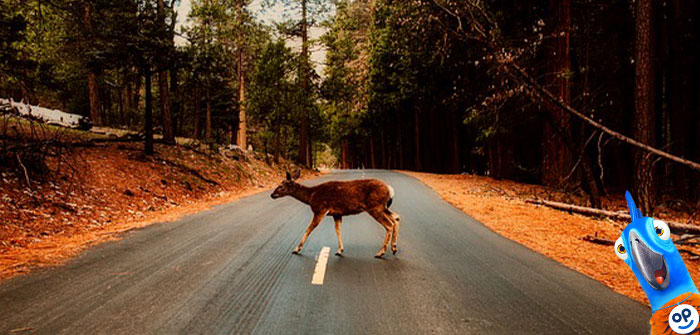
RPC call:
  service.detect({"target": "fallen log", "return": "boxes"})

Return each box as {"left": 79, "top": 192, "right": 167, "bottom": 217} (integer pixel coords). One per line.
{"left": 526, "top": 199, "right": 629, "bottom": 220}
{"left": 89, "top": 134, "right": 143, "bottom": 144}
{"left": 676, "top": 241, "right": 700, "bottom": 247}
{"left": 676, "top": 234, "right": 700, "bottom": 243}
{"left": 679, "top": 249, "right": 700, "bottom": 259}
{"left": 582, "top": 235, "right": 615, "bottom": 246}
{"left": 527, "top": 199, "right": 700, "bottom": 235}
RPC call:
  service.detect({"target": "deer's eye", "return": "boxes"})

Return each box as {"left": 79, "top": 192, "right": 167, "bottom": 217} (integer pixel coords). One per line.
{"left": 614, "top": 237, "right": 628, "bottom": 261}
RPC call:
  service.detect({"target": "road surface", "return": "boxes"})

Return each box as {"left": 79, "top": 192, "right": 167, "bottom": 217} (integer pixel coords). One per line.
{"left": 0, "top": 170, "right": 650, "bottom": 334}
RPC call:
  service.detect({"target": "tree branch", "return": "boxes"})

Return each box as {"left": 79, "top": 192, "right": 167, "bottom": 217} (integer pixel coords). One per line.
{"left": 582, "top": 235, "right": 615, "bottom": 246}
{"left": 505, "top": 62, "right": 700, "bottom": 172}
{"left": 16, "top": 153, "right": 32, "bottom": 189}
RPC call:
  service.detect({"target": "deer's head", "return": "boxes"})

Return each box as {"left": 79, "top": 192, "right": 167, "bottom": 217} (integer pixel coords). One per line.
{"left": 271, "top": 170, "right": 301, "bottom": 199}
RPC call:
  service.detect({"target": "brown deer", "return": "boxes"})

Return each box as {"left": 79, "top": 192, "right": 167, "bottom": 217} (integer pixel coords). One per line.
{"left": 270, "top": 171, "right": 401, "bottom": 258}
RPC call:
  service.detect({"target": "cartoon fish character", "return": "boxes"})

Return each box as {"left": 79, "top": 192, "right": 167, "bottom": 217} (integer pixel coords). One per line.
{"left": 616, "top": 191, "right": 700, "bottom": 334}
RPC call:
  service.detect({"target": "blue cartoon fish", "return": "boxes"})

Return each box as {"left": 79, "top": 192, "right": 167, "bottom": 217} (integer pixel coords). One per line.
{"left": 616, "top": 191, "right": 700, "bottom": 334}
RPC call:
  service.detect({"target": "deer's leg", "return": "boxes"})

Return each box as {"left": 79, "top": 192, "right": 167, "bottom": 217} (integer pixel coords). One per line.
{"left": 293, "top": 212, "right": 326, "bottom": 254}
{"left": 368, "top": 209, "right": 394, "bottom": 258}
{"left": 333, "top": 215, "right": 344, "bottom": 256}
{"left": 385, "top": 208, "right": 400, "bottom": 254}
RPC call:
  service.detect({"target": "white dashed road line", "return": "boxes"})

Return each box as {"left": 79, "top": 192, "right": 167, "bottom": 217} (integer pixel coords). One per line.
{"left": 311, "top": 247, "right": 331, "bottom": 285}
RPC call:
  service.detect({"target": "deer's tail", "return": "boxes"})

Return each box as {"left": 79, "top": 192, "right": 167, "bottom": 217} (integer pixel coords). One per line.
{"left": 384, "top": 185, "right": 400, "bottom": 223}
{"left": 387, "top": 185, "right": 395, "bottom": 208}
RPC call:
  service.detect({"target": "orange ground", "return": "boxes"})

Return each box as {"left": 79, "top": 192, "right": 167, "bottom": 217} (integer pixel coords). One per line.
{"left": 402, "top": 171, "right": 700, "bottom": 306}
{"left": 0, "top": 140, "right": 313, "bottom": 280}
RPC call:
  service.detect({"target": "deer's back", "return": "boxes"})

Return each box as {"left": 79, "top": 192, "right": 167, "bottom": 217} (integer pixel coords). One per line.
{"left": 309, "top": 179, "right": 390, "bottom": 216}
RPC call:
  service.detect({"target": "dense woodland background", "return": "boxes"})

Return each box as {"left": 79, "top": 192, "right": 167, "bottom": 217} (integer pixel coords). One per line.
{"left": 2, "top": 0, "right": 700, "bottom": 214}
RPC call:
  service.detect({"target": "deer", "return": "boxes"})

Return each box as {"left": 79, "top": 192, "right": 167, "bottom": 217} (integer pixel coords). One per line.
{"left": 270, "top": 171, "right": 401, "bottom": 258}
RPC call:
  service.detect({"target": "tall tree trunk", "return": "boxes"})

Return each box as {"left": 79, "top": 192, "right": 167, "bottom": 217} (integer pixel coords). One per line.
{"left": 386, "top": 139, "right": 392, "bottom": 169}
{"left": 634, "top": 0, "right": 656, "bottom": 214}
{"left": 542, "top": 0, "right": 571, "bottom": 186}
{"left": 236, "top": 65, "right": 247, "bottom": 148}
{"left": 236, "top": 0, "right": 247, "bottom": 149}
{"left": 667, "top": 0, "right": 693, "bottom": 198}
{"left": 380, "top": 132, "right": 387, "bottom": 168}
{"left": 117, "top": 75, "right": 124, "bottom": 125}
{"left": 580, "top": 152, "right": 602, "bottom": 208}
{"left": 274, "top": 128, "right": 281, "bottom": 164}
{"left": 158, "top": 0, "right": 174, "bottom": 144}
{"left": 658, "top": 2, "right": 672, "bottom": 193}
{"left": 369, "top": 136, "right": 376, "bottom": 169}
{"left": 144, "top": 67, "right": 154, "bottom": 155}
{"left": 159, "top": 72, "right": 172, "bottom": 142}
{"left": 281, "top": 134, "right": 287, "bottom": 160}
{"left": 205, "top": 84, "right": 212, "bottom": 141}
{"left": 297, "top": 0, "right": 310, "bottom": 167}
{"left": 132, "top": 68, "right": 141, "bottom": 115}
{"left": 83, "top": 2, "right": 101, "bottom": 125}
{"left": 262, "top": 137, "right": 269, "bottom": 164}
{"left": 87, "top": 72, "right": 101, "bottom": 125}
{"left": 119, "top": 70, "right": 128, "bottom": 125}
{"left": 193, "top": 81, "right": 201, "bottom": 140}
{"left": 170, "top": 67, "right": 180, "bottom": 138}
{"left": 123, "top": 78, "right": 130, "bottom": 125}
{"left": 308, "top": 132, "right": 314, "bottom": 168}
{"left": 341, "top": 139, "right": 349, "bottom": 169}
{"left": 414, "top": 108, "right": 421, "bottom": 170}
{"left": 488, "top": 137, "right": 503, "bottom": 179}
{"left": 395, "top": 115, "right": 403, "bottom": 169}
{"left": 449, "top": 109, "right": 460, "bottom": 173}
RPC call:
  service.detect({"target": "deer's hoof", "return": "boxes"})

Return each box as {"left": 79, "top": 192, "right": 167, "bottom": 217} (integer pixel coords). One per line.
{"left": 374, "top": 253, "right": 384, "bottom": 259}
{"left": 392, "top": 248, "right": 398, "bottom": 255}
{"left": 335, "top": 251, "right": 344, "bottom": 257}
{"left": 292, "top": 250, "right": 300, "bottom": 255}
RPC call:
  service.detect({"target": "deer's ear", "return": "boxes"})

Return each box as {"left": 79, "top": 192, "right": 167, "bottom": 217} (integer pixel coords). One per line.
{"left": 292, "top": 170, "right": 301, "bottom": 180}
{"left": 286, "top": 171, "right": 292, "bottom": 181}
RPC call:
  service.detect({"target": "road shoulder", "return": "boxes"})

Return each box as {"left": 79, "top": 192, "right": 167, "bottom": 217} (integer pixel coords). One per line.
{"left": 399, "top": 170, "right": 700, "bottom": 307}
{"left": 0, "top": 139, "right": 318, "bottom": 280}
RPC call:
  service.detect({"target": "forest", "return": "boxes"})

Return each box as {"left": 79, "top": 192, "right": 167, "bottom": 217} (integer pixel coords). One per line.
{"left": 2, "top": 0, "right": 700, "bottom": 214}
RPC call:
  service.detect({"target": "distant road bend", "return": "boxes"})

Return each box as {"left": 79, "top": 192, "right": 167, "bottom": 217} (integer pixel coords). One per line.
{"left": 0, "top": 170, "right": 649, "bottom": 334}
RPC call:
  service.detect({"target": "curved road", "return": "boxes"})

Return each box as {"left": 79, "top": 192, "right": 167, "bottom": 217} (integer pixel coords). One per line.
{"left": 0, "top": 170, "right": 649, "bottom": 334}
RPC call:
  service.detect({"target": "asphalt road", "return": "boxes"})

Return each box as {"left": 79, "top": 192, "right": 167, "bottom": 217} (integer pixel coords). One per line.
{"left": 0, "top": 170, "right": 650, "bottom": 334}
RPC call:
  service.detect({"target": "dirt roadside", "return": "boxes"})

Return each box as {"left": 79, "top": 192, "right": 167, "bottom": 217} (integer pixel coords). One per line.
{"left": 1, "top": 139, "right": 316, "bottom": 280}
{"left": 401, "top": 171, "right": 700, "bottom": 306}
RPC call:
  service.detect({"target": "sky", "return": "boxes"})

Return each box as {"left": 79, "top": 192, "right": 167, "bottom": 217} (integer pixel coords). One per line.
{"left": 174, "top": 0, "right": 331, "bottom": 75}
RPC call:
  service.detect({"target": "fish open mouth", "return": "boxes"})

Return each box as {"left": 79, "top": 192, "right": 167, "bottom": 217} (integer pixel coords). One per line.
{"left": 629, "top": 230, "right": 670, "bottom": 290}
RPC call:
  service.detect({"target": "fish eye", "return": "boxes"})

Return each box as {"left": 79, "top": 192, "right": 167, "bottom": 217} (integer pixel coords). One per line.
{"left": 653, "top": 219, "right": 670, "bottom": 241}
{"left": 614, "top": 237, "right": 628, "bottom": 260}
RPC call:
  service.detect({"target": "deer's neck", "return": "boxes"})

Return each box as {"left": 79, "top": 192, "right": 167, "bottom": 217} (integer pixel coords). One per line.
{"left": 290, "top": 184, "right": 313, "bottom": 205}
